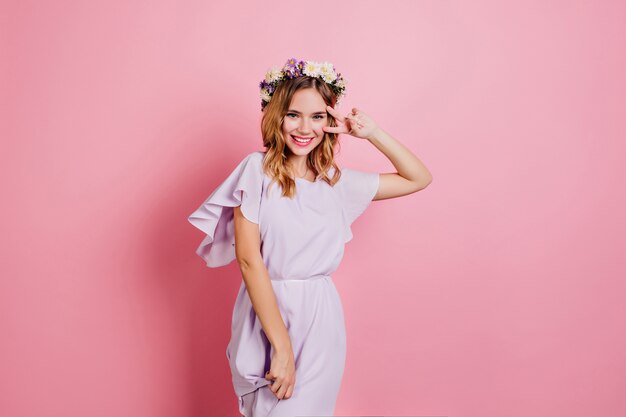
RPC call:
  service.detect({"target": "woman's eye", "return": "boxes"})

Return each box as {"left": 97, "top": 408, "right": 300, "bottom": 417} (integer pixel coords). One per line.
{"left": 286, "top": 113, "right": 325, "bottom": 119}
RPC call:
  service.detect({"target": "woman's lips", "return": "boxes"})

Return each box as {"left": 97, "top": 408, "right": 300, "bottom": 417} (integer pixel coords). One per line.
{"left": 291, "top": 135, "right": 314, "bottom": 147}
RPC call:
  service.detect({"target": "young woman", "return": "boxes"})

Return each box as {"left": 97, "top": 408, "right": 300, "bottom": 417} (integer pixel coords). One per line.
{"left": 188, "top": 58, "right": 432, "bottom": 417}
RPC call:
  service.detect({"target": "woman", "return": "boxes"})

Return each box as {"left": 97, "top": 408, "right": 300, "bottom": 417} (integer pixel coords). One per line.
{"left": 188, "top": 58, "right": 432, "bottom": 417}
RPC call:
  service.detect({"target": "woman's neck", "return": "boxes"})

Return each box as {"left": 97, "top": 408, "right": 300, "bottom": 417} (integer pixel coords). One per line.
{"left": 287, "top": 155, "right": 308, "bottom": 176}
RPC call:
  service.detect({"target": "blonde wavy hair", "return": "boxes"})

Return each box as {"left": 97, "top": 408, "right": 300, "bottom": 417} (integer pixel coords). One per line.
{"left": 260, "top": 76, "right": 343, "bottom": 198}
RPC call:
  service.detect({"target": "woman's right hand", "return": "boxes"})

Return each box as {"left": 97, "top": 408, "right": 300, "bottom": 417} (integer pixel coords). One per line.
{"left": 264, "top": 344, "right": 296, "bottom": 400}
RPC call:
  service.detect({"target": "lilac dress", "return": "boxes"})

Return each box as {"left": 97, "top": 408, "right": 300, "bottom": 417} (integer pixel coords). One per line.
{"left": 188, "top": 151, "right": 379, "bottom": 417}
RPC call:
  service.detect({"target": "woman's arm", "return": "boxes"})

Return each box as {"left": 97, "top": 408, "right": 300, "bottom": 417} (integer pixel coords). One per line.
{"left": 367, "top": 126, "right": 433, "bottom": 201}
{"left": 233, "top": 206, "right": 289, "bottom": 350}
{"left": 323, "top": 105, "right": 432, "bottom": 201}
{"left": 232, "top": 204, "right": 296, "bottom": 400}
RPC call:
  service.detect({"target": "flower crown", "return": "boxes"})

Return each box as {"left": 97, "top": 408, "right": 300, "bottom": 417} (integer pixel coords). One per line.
{"left": 259, "top": 58, "right": 347, "bottom": 111}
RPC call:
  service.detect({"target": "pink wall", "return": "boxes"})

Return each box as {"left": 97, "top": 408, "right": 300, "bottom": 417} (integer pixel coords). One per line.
{"left": 2, "top": 1, "right": 625, "bottom": 416}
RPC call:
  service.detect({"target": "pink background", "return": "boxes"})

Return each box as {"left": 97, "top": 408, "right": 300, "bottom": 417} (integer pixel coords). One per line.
{"left": 2, "top": 1, "right": 625, "bottom": 416}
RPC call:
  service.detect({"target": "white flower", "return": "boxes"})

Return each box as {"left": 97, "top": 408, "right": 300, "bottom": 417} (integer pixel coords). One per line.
{"left": 303, "top": 61, "right": 321, "bottom": 77}
{"left": 319, "top": 62, "right": 337, "bottom": 83}
{"left": 264, "top": 67, "right": 283, "bottom": 84}
{"left": 260, "top": 88, "right": 271, "bottom": 102}
{"left": 320, "top": 71, "right": 335, "bottom": 83}
{"left": 321, "top": 61, "right": 334, "bottom": 73}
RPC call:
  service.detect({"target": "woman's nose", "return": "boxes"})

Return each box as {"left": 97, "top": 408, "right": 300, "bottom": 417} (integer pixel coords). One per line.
{"left": 299, "top": 119, "right": 311, "bottom": 131}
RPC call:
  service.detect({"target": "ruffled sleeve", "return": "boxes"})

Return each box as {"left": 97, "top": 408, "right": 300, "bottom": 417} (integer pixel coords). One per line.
{"left": 335, "top": 167, "right": 379, "bottom": 243}
{"left": 188, "top": 151, "right": 265, "bottom": 268}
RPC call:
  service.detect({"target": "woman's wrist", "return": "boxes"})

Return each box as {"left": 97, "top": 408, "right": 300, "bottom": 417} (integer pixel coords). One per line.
{"left": 366, "top": 126, "right": 385, "bottom": 142}
{"left": 270, "top": 334, "right": 292, "bottom": 353}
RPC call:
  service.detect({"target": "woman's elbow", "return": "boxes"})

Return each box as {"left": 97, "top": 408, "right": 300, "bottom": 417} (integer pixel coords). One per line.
{"left": 235, "top": 250, "right": 264, "bottom": 273}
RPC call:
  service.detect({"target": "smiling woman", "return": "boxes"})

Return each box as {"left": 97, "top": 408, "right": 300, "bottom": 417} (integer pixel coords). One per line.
{"left": 259, "top": 72, "right": 344, "bottom": 193}
{"left": 286, "top": 112, "right": 326, "bottom": 145}
{"left": 280, "top": 91, "right": 328, "bottom": 158}
{"left": 189, "top": 58, "right": 431, "bottom": 417}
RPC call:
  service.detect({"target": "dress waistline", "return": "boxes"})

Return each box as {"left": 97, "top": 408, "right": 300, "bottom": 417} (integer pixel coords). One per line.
{"left": 270, "top": 274, "right": 331, "bottom": 282}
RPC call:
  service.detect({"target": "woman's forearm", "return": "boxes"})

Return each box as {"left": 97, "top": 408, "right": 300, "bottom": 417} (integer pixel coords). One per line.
{"left": 238, "top": 259, "right": 292, "bottom": 352}
{"left": 367, "top": 127, "right": 433, "bottom": 185}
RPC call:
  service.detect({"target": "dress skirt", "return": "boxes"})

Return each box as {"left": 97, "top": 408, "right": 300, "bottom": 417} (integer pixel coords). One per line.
{"left": 228, "top": 275, "right": 347, "bottom": 417}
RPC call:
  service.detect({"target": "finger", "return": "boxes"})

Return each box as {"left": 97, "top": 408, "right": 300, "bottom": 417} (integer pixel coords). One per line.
{"left": 270, "top": 379, "right": 281, "bottom": 394}
{"left": 349, "top": 115, "right": 364, "bottom": 129}
{"left": 326, "top": 105, "right": 344, "bottom": 121}
{"left": 276, "top": 382, "right": 288, "bottom": 399}
{"left": 323, "top": 125, "right": 345, "bottom": 134}
{"left": 266, "top": 371, "right": 278, "bottom": 390}
{"left": 284, "top": 383, "right": 294, "bottom": 399}
{"left": 345, "top": 115, "right": 359, "bottom": 130}
{"left": 267, "top": 383, "right": 280, "bottom": 399}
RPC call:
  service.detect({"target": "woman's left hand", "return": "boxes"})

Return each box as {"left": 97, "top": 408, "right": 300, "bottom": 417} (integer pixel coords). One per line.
{"left": 323, "top": 106, "right": 379, "bottom": 140}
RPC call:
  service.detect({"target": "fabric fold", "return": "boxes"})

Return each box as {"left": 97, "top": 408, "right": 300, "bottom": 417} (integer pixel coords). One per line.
{"left": 335, "top": 167, "right": 380, "bottom": 243}
{"left": 188, "top": 151, "right": 265, "bottom": 267}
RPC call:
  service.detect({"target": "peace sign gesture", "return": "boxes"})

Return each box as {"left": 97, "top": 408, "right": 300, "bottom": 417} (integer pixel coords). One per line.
{"left": 323, "top": 106, "right": 379, "bottom": 140}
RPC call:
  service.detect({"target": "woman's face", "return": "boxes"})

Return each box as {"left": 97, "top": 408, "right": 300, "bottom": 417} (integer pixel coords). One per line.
{"left": 281, "top": 88, "right": 328, "bottom": 157}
